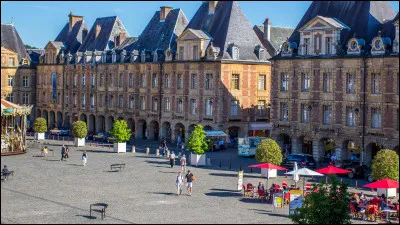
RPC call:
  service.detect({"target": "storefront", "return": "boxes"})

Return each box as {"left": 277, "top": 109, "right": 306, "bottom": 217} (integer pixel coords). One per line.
{"left": 248, "top": 122, "right": 272, "bottom": 137}
{"left": 1, "top": 99, "right": 32, "bottom": 155}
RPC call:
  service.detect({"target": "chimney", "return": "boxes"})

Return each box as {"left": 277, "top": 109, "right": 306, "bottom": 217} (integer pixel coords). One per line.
{"left": 68, "top": 11, "right": 84, "bottom": 32}
{"left": 208, "top": 1, "right": 218, "bottom": 15}
{"left": 95, "top": 24, "right": 101, "bottom": 39}
{"left": 263, "top": 18, "right": 271, "bottom": 41}
{"left": 160, "top": 6, "right": 173, "bottom": 22}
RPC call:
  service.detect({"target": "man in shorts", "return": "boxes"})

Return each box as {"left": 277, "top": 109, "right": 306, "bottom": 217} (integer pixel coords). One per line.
{"left": 185, "top": 170, "right": 195, "bottom": 196}
{"left": 180, "top": 154, "right": 187, "bottom": 172}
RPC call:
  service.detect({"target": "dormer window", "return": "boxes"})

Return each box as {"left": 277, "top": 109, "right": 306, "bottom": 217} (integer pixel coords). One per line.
{"left": 326, "top": 37, "right": 331, "bottom": 55}
{"left": 259, "top": 49, "right": 266, "bottom": 61}
{"left": 111, "top": 51, "right": 116, "bottom": 63}
{"left": 351, "top": 40, "right": 358, "bottom": 50}
{"left": 193, "top": 45, "right": 198, "bottom": 60}
{"left": 141, "top": 51, "right": 146, "bottom": 62}
{"left": 304, "top": 38, "right": 309, "bottom": 55}
{"left": 153, "top": 51, "right": 158, "bottom": 62}
{"left": 232, "top": 46, "right": 239, "bottom": 60}
{"left": 283, "top": 44, "right": 289, "bottom": 54}
{"left": 179, "top": 47, "right": 184, "bottom": 60}
{"left": 374, "top": 39, "right": 383, "bottom": 49}
{"left": 102, "top": 52, "right": 106, "bottom": 63}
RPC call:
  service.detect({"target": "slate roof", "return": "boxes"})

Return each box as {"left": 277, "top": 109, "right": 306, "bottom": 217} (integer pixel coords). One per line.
{"left": 113, "top": 37, "right": 138, "bottom": 51}
{"left": 288, "top": 1, "right": 396, "bottom": 52}
{"left": 1, "top": 23, "right": 30, "bottom": 62}
{"left": 54, "top": 20, "right": 88, "bottom": 54}
{"left": 129, "top": 8, "right": 188, "bottom": 53}
{"left": 49, "top": 41, "right": 65, "bottom": 49}
{"left": 254, "top": 25, "right": 294, "bottom": 57}
{"left": 26, "top": 49, "right": 44, "bottom": 66}
{"left": 186, "top": 29, "right": 212, "bottom": 39}
{"left": 186, "top": 1, "right": 270, "bottom": 61}
{"left": 77, "top": 16, "right": 129, "bottom": 52}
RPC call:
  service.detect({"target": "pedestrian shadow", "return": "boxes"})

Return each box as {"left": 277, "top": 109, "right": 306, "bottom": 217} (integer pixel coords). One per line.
{"left": 105, "top": 170, "right": 121, "bottom": 173}
{"left": 46, "top": 159, "right": 61, "bottom": 162}
{"left": 75, "top": 215, "right": 96, "bottom": 219}
{"left": 75, "top": 149, "right": 115, "bottom": 154}
{"left": 204, "top": 191, "right": 241, "bottom": 197}
{"left": 158, "top": 171, "right": 176, "bottom": 174}
{"left": 145, "top": 160, "right": 168, "bottom": 165}
{"left": 208, "top": 172, "right": 261, "bottom": 179}
{"left": 209, "top": 188, "right": 237, "bottom": 192}
{"left": 135, "top": 155, "right": 161, "bottom": 159}
{"left": 66, "top": 164, "right": 83, "bottom": 167}
{"left": 239, "top": 198, "right": 268, "bottom": 204}
{"left": 149, "top": 192, "right": 175, "bottom": 196}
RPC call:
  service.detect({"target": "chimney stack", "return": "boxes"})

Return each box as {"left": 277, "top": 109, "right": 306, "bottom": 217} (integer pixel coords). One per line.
{"left": 95, "top": 24, "right": 101, "bottom": 39}
{"left": 263, "top": 18, "right": 271, "bottom": 41}
{"left": 160, "top": 6, "right": 173, "bottom": 22}
{"left": 69, "top": 11, "right": 84, "bottom": 32}
{"left": 208, "top": 1, "right": 218, "bottom": 15}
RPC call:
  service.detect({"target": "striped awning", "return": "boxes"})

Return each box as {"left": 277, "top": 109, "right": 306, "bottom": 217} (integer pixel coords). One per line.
{"left": 1, "top": 99, "right": 32, "bottom": 116}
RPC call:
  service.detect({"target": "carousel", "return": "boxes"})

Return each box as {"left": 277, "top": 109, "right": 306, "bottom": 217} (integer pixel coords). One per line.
{"left": 1, "top": 99, "right": 32, "bottom": 155}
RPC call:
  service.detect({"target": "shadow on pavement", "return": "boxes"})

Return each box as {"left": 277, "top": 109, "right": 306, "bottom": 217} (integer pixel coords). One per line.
{"left": 46, "top": 159, "right": 61, "bottom": 162}
{"left": 66, "top": 164, "right": 83, "bottom": 167}
{"left": 75, "top": 215, "right": 96, "bottom": 220}
{"left": 149, "top": 192, "right": 175, "bottom": 196}
{"left": 239, "top": 198, "right": 268, "bottom": 204}
{"left": 208, "top": 172, "right": 261, "bottom": 179}
{"left": 158, "top": 171, "right": 176, "bottom": 174}
{"left": 75, "top": 150, "right": 114, "bottom": 154}
{"left": 204, "top": 191, "right": 241, "bottom": 197}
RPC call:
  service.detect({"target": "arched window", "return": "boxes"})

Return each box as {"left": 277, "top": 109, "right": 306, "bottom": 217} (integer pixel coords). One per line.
{"left": 206, "top": 99, "right": 213, "bottom": 116}
{"left": 177, "top": 99, "right": 183, "bottom": 113}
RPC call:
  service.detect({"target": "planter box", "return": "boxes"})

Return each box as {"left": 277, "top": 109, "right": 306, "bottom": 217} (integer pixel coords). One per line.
{"left": 35, "top": 132, "right": 45, "bottom": 140}
{"left": 190, "top": 153, "right": 207, "bottom": 166}
{"left": 74, "top": 138, "right": 85, "bottom": 147}
{"left": 377, "top": 188, "right": 397, "bottom": 198}
{"left": 261, "top": 168, "right": 277, "bottom": 178}
{"left": 114, "top": 142, "right": 126, "bottom": 153}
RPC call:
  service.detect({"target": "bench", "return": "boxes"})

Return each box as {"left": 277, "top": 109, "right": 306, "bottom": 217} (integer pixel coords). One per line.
{"left": 110, "top": 164, "right": 125, "bottom": 172}
{"left": 90, "top": 203, "right": 108, "bottom": 220}
{"left": 1, "top": 171, "right": 14, "bottom": 180}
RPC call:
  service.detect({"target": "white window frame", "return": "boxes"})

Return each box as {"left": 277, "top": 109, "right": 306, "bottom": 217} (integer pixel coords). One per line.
{"left": 301, "top": 73, "right": 310, "bottom": 92}
{"left": 152, "top": 74, "right": 158, "bottom": 88}
{"left": 346, "top": 73, "right": 356, "bottom": 94}
{"left": 165, "top": 74, "right": 169, "bottom": 88}
{"left": 281, "top": 73, "right": 289, "bottom": 92}
{"left": 179, "top": 47, "right": 184, "bottom": 60}
{"left": 346, "top": 106, "right": 356, "bottom": 127}
{"left": 323, "top": 105, "right": 332, "bottom": 125}
{"left": 140, "top": 96, "right": 145, "bottom": 110}
{"left": 65, "top": 95, "right": 69, "bottom": 106}
{"left": 190, "top": 99, "right": 197, "bottom": 115}
{"left": 152, "top": 97, "right": 158, "bottom": 111}
{"left": 8, "top": 76, "right": 13, "bottom": 87}
{"left": 231, "top": 74, "right": 239, "bottom": 90}
{"left": 280, "top": 103, "right": 289, "bottom": 122}
{"left": 258, "top": 100, "right": 265, "bottom": 116}
{"left": 81, "top": 93, "right": 85, "bottom": 108}
{"left": 206, "top": 74, "right": 213, "bottom": 90}
{"left": 258, "top": 75, "right": 266, "bottom": 90}
{"left": 177, "top": 99, "right": 183, "bottom": 113}
{"left": 323, "top": 73, "right": 332, "bottom": 93}
{"left": 129, "top": 96, "right": 134, "bottom": 109}
{"left": 23, "top": 76, "right": 29, "bottom": 87}
{"left": 23, "top": 93, "right": 29, "bottom": 105}
{"left": 371, "top": 73, "right": 380, "bottom": 94}
{"left": 164, "top": 97, "right": 170, "bottom": 112}
{"left": 326, "top": 37, "right": 331, "bottom": 55}
{"left": 119, "top": 95, "right": 123, "bottom": 108}
{"left": 232, "top": 47, "right": 239, "bottom": 60}
{"left": 193, "top": 45, "right": 198, "bottom": 60}
{"left": 177, "top": 75, "right": 182, "bottom": 89}
{"left": 205, "top": 99, "right": 213, "bottom": 116}
{"left": 371, "top": 108, "right": 381, "bottom": 128}
{"left": 129, "top": 73, "right": 134, "bottom": 88}
{"left": 81, "top": 74, "right": 85, "bottom": 88}
{"left": 231, "top": 100, "right": 239, "bottom": 116}
{"left": 191, "top": 74, "right": 197, "bottom": 89}
{"left": 301, "top": 104, "right": 309, "bottom": 123}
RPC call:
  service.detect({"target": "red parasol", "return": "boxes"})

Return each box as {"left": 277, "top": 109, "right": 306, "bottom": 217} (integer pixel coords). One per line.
{"left": 315, "top": 165, "right": 351, "bottom": 174}
{"left": 248, "top": 163, "right": 287, "bottom": 170}
{"left": 363, "top": 178, "right": 399, "bottom": 189}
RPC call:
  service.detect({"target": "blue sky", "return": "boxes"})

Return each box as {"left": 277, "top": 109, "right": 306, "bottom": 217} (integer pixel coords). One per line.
{"left": 1, "top": 1, "right": 399, "bottom": 48}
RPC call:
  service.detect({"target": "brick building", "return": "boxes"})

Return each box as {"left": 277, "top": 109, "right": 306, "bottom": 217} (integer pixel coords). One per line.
{"left": 36, "top": 2, "right": 276, "bottom": 142}
{"left": 270, "top": 1, "right": 399, "bottom": 166}
{"left": 1, "top": 23, "right": 38, "bottom": 125}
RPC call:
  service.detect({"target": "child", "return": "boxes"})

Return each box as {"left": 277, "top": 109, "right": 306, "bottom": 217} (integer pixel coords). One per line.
{"left": 82, "top": 151, "right": 88, "bottom": 166}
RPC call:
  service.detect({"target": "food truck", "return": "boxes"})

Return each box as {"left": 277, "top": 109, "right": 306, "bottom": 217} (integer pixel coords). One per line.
{"left": 238, "top": 136, "right": 266, "bottom": 157}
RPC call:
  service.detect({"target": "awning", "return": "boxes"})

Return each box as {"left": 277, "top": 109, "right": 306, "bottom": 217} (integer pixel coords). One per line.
{"left": 204, "top": 130, "right": 228, "bottom": 137}
{"left": 248, "top": 122, "right": 272, "bottom": 131}
{"left": 1, "top": 99, "right": 32, "bottom": 116}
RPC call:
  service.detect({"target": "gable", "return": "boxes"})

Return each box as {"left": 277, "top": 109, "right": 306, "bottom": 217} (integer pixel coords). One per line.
{"left": 1, "top": 46, "right": 18, "bottom": 55}
{"left": 300, "top": 17, "right": 338, "bottom": 32}
{"left": 178, "top": 29, "right": 210, "bottom": 41}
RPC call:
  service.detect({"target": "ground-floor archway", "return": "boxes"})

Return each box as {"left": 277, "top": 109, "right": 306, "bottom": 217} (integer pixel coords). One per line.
{"left": 228, "top": 126, "right": 240, "bottom": 139}
{"left": 107, "top": 116, "right": 114, "bottom": 132}
{"left": 97, "top": 115, "right": 105, "bottom": 132}
{"left": 277, "top": 133, "right": 291, "bottom": 155}
{"left": 298, "top": 136, "right": 313, "bottom": 155}
{"left": 188, "top": 124, "right": 196, "bottom": 135}
{"left": 204, "top": 125, "right": 213, "bottom": 130}
{"left": 80, "top": 114, "right": 87, "bottom": 124}
{"left": 137, "top": 119, "right": 147, "bottom": 139}
{"left": 342, "top": 140, "right": 360, "bottom": 161}
{"left": 149, "top": 120, "right": 159, "bottom": 140}
{"left": 88, "top": 114, "right": 96, "bottom": 133}
{"left": 64, "top": 113, "right": 71, "bottom": 130}
{"left": 320, "top": 138, "right": 335, "bottom": 162}
{"left": 49, "top": 111, "right": 55, "bottom": 129}
{"left": 366, "top": 142, "right": 382, "bottom": 166}
{"left": 161, "top": 122, "right": 172, "bottom": 142}
{"left": 174, "top": 123, "right": 185, "bottom": 142}
{"left": 56, "top": 112, "right": 63, "bottom": 128}
{"left": 42, "top": 110, "right": 49, "bottom": 128}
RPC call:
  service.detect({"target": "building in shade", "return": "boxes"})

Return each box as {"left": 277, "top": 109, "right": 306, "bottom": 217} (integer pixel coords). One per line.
{"left": 36, "top": 1, "right": 273, "bottom": 143}
{"left": 270, "top": 1, "right": 399, "bottom": 166}
{"left": 1, "top": 99, "right": 32, "bottom": 155}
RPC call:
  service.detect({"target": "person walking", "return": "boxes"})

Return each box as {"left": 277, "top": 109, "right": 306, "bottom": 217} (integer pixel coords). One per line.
{"left": 169, "top": 151, "right": 176, "bottom": 168}
{"left": 2, "top": 165, "right": 9, "bottom": 180}
{"left": 180, "top": 154, "right": 187, "bottom": 172}
{"left": 64, "top": 146, "right": 70, "bottom": 159}
{"left": 185, "top": 170, "right": 196, "bottom": 196}
{"left": 330, "top": 153, "right": 337, "bottom": 165}
{"left": 176, "top": 171, "right": 184, "bottom": 196}
{"left": 60, "top": 144, "right": 66, "bottom": 161}
{"left": 82, "top": 150, "right": 88, "bottom": 166}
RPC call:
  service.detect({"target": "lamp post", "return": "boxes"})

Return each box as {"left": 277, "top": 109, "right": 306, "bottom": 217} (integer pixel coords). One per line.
{"left": 361, "top": 57, "right": 367, "bottom": 166}
{"left": 158, "top": 59, "right": 164, "bottom": 141}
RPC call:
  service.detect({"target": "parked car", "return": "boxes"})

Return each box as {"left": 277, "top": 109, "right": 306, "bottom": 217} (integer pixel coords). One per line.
{"left": 337, "top": 160, "right": 370, "bottom": 180}
{"left": 49, "top": 128, "right": 70, "bottom": 136}
{"left": 87, "top": 132, "right": 94, "bottom": 140}
{"left": 93, "top": 132, "right": 109, "bottom": 142}
{"left": 281, "top": 153, "right": 316, "bottom": 169}
{"left": 106, "top": 135, "right": 116, "bottom": 143}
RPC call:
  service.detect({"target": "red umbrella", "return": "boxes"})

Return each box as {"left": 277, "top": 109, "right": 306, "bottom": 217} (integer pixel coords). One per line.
{"left": 364, "top": 178, "right": 399, "bottom": 222}
{"left": 248, "top": 163, "right": 287, "bottom": 170}
{"left": 315, "top": 165, "right": 351, "bottom": 174}
{"left": 363, "top": 178, "right": 399, "bottom": 189}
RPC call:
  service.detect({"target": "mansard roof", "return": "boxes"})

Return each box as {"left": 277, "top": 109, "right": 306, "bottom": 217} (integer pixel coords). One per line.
{"left": 77, "top": 16, "right": 129, "bottom": 52}
{"left": 128, "top": 8, "right": 188, "bottom": 53}
{"left": 187, "top": 1, "right": 270, "bottom": 61}
{"left": 54, "top": 20, "right": 89, "bottom": 54}
{"left": 1, "top": 23, "right": 30, "bottom": 61}
{"left": 289, "top": 1, "right": 396, "bottom": 46}
{"left": 254, "top": 25, "right": 294, "bottom": 57}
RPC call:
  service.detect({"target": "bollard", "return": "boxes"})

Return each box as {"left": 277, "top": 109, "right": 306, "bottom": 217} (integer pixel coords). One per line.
{"left": 108, "top": 144, "right": 111, "bottom": 150}
{"left": 285, "top": 170, "right": 288, "bottom": 178}
{"left": 229, "top": 160, "right": 232, "bottom": 170}
{"left": 250, "top": 167, "right": 253, "bottom": 173}
{"left": 146, "top": 147, "right": 150, "bottom": 155}
{"left": 156, "top": 148, "right": 159, "bottom": 156}
{"left": 68, "top": 137, "right": 70, "bottom": 143}
{"left": 219, "top": 160, "right": 222, "bottom": 168}
{"left": 355, "top": 180, "right": 358, "bottom": 189}
{"left": 90, "top": 141, "right": 92, "bottom": 146}
{"left": 131, "top": 145, "right": 135, "bottom": 153}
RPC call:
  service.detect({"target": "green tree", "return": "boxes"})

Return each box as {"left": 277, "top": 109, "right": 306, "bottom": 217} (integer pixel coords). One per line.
{"left": 109, "top": 120, "right": 131, "bottom": 143}
{"left": 289, "top": 175, "right": 352, "bottom": 224}
{"left": 371, "top": 149, "right": 399, "bottom": 181}
{"left": 72, "top": 121, "right": 88, "bottom": 139}
{"left": 187, "top": 124, "right": 208, "bottom": 155}
{"left": 33, "top": 118, "right": 47, "bottom": 133}
{"left": 24, "top": 44, "right": 38, "bottom": 49}
{"left": 255, "top": 138, "right": 283, "bottom": 165}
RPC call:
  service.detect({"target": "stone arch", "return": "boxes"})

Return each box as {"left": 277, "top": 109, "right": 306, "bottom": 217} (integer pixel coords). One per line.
{"left": 42, "top": 110, "right": 49, "bottom": 128}
{"left": 319, "top": 138, "right": 336, "bottom": 162}
{"left": 204, "top": 125, "right": 213, "bottom": 130}
{"left": 161, "top": 122, "right": 172, "bottom": 142}
{"left": 107, "top": 116, "right": 114, "bottom": 132}
{"left": 97, "top": 115, "right": 105, "bottom": 132}
{"left": 64, "top": 113, "right": 71, "bottom": 130}
{"left": 227, "top": 126, "right": 240, "bottom": 139}
{"left": 88, "top": 114, "right": 96, "bottom": 133}
{"left": 117, "top": 117, "right": 124, "bottom": 121}
{"left": 137, "top": 119, "right": 147, "bottom": 139}
{"left": 277, "top": 133, "right": 291, "bottom": 155}
{"left": 56, "top": 111, "right": 63, "bottom": 128}
{"left": 297, "top": 135, "right": 313, "bottom": 155}
{"left": 365, "top": 142, "right": 382, "bottom": 166}
{"left": 149, "top": 120, "right": 159, "bottom": 140}
{"left": 127, "top": 118, "right": 135, "bottom": 133}
{"left": 80, "top": 113, "right": 87, "bottom": 124}
{"left": 49, "top": 111, "right": 55, "bottom": 129}
{"left": 174, "top": 123, "right": 185, "bottom": 142}
{"left": 36, "top": 109, "right": 41, "bottom": 120}
{"left": 341, "top": 140, "right": 360, "bottom": 161}
{"left": 188, "top": 124, "right": 196, "bottom": 135}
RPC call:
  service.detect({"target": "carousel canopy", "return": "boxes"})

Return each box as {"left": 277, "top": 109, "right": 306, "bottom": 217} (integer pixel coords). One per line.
{"left": 1, "top": 99, "right": 32, "bottom": 116}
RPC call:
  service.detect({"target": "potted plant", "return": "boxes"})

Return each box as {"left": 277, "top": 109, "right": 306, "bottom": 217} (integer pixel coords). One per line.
{"left": 187, "top": 124, "right": 209, "bottom": 166}
{"left": 72, "top": 121, "right": 88, "bottom": 147}
{"left": 109, "top": 120, "right": 131, "bottom": 153}
{"left": 33, "top": 117, "right": 47, "bottom": 140}
{"left": 255, "top": 138, "right": 283, "bottom": 178}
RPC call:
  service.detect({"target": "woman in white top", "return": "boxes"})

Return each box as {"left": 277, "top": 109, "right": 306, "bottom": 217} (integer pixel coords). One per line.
{"left": 180, "top": 155, "right": 187, "bottom": 172}
{"left": 176, "top": 172, "right": 183, "bottom": 196}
